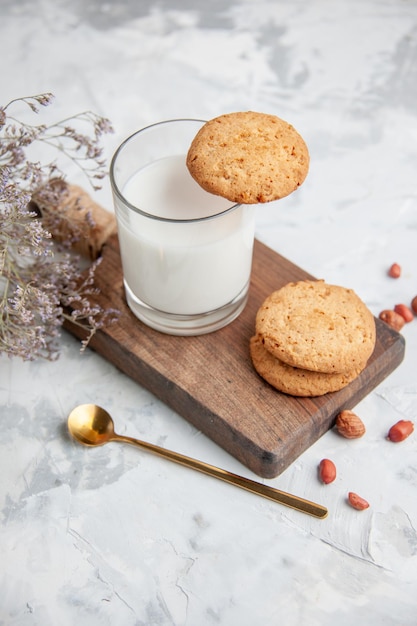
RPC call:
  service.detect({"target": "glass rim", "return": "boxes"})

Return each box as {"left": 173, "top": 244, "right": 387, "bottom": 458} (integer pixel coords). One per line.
{"left": 109, "top": 118, "right": 242, "bottom": 224}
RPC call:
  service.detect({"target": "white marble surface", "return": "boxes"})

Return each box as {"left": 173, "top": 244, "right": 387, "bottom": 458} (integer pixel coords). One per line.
{"left": 1, "top": 0, "right": 417, "bottom": 624}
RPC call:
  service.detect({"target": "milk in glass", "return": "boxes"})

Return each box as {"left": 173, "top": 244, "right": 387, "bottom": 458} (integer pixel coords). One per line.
{"left": 118, "top": 155, "right": 255, "bottom": 315}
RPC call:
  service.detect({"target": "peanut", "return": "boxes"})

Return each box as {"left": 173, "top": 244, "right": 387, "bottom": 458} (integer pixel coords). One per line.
{"left": 318, "top": 458, "right": 337, "bottom": 484}
{"left": 388, "top": 263, "right": 401, "bottom": 278}
{"left": 379, "top": 309, "right": 405, "bottom": 331}
{"left": 411, "top": 295, "right": 417, "bottom": 315}
{"left": 348, "top": 492, "right": 370, "bottom": 510}
{"left": 387, "top": 419, "right": 414, "bottom": 442}
{"left": 394, "top": 303, "right": 414, "bottom": 323}
{"left": 335, "top": 410, "right": 366, "bottom": 439}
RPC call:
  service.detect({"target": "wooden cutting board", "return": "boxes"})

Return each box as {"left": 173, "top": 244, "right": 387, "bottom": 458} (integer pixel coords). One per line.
{"left": 65, "top": 234, "right": 405, "bottom": 478}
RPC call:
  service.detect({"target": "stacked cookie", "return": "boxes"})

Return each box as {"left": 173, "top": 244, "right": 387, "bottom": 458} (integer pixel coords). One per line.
{"left": 250, "top": 280, "right": 376, "bottom": 396}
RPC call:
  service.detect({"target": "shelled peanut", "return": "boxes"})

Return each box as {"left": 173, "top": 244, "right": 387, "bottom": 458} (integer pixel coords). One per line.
{"left": 387, "top": 420, "right": 414, "bottom": 442}
{"left": 379, "top": 309, "right": 405, "bottom": 331}
{"left": 388, "top": 262, "right": 401, "bottom": 278}
{"left": 348, "top": 492, "right": 370, "bottom": 511}
{"left": 335, "top": 410, "right": 366, "bottom": 439}
{"left": 316, "top": 409, "right": 414, "bottom": 512}
{"left": 379, "top": 262, "right": 417, "bottom": 330}
{"left": 394, "top": 303, "right": 414, "bottom": 323}
{"left": 318, "top": 459, "right": 336, "bottom": 484}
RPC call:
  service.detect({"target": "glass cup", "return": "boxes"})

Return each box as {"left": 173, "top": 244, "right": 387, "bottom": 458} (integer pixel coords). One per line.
{"left": 110, "top": 119, "right": 255, "bottom": 336}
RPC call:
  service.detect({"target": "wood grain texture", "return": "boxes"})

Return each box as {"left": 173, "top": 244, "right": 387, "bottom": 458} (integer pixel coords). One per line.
{"left": 65, "top": 234, "right": 405, "bottom": 477}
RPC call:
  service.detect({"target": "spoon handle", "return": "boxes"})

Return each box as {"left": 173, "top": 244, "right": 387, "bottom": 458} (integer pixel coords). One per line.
{"left": 115, "top": 434, "right": 328, "bottom": 519}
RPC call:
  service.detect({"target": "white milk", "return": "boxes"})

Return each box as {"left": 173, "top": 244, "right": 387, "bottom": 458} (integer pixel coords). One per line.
{"left": 117, "top": 155, "right": 255, "bottom": 315}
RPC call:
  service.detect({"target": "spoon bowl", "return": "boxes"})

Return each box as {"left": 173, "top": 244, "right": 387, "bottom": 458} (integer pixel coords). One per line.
{"left": 68, "top": 403, "right": 328, "bottom": 519}
{"left": 68, "top": 404, "right": 117, "bottom": 446}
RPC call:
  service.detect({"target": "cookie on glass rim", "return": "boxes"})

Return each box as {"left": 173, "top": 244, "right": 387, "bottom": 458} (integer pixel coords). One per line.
{"left": 186, "top": 111, "right": 309, "bottom": 204}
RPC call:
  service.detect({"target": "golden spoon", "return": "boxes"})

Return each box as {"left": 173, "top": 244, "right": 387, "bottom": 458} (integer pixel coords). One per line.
{"left": 68, "top": 404, "right": 328, "bottom": 519}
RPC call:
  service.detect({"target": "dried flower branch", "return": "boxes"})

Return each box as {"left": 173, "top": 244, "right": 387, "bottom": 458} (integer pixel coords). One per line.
{"left": 0, "top": 93, "right": 118, "bottom": 360}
